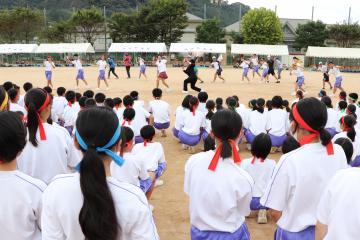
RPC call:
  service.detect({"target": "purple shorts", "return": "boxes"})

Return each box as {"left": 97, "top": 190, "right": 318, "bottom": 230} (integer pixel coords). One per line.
{"left": 202, "top": 131, "right": 209, "bottom": 141}
{"left": 350, "top": 155, "right": 360, "bottom": 167}
{"left": 335, "top": 76, "right": 343, "bottom": 88}
{"left": 76, "top": 69, "right": 85, "bottom": 80}
{"left": 326, "top": 128, "right": 338, "bottom": 138}
{"left": 262, "top": 69, "right": 268, "bottom": 77}
{"left": 154, "top": 122, "right": 170, "bottom": 130}
{"left": 64, "top": 126, "right": 73, "bottom": 136}
{"left": 99, "top": 70, "right": 105, "bottom": 80}
{"left": 135, "top": 135, "right": 144, "bottom": 144}
{"left": 274, "top": 226, "right": 315, "bottom": 240}
{"left": 250, "top": 197, "right": 267, "bottom": 210}
{"left": 243, "top": 67, "right": 249, "bottom": 77}
{"left": 45, "top": 71, "right": 52, "bottom": 81}
{"left": 140, "top": 65, "right": 146, "bottom": 74}
{"left": 253, "top": 65, "right": 259, "bottom": 73}
{"left": 269, "top": 134, "right": 287, "bottom": 147}
{"left": 244, "top": 129, "right": 256, "bottom": 144}
{"left": 191, "top": 223, "right": 250, "bottom": 240}
{"left": 172, "top": 127, "right": 180, "bottom": 138}
{"left": 296, "top": 76, "right": 305, "bottom": 86}
{"left": 178, "top": 130, "right": 201, "bottom": 146}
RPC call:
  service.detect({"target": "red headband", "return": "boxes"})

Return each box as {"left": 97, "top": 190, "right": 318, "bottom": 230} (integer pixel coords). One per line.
{"left": 208, "top": 139, "right": 241, "bottom": 171}
{"left": 144, "top": 139, "right": 150, "bottom": 147}
{"left": 37, "top": 93, "right": 50, "bottom": 141}
{"left": 68, "top": 101, "right": 72, "bottom": 107}
{"left": 293, "top": 105, "right": 333, "bottom": 155}
{"left": 191, "top": 102, "right": 199, "bottom": 116}
{"left": 341, "top": 117, "right": 351, "bottom": 132}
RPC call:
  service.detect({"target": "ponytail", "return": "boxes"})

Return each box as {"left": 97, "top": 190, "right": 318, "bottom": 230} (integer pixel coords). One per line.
{"left": 27, "top": 102, "right": 39, "bottom": 146}
{"left": 347, "top": 128, "right": 356, "bottom": 142}
{"left": 341, "top": 115, "right": 357, "bottom": 142}
{"left": 319, "top": 128, "right": 332, "bottom": 147}
{"left": 220, "top": 139, "right": 232, "bottom": 159}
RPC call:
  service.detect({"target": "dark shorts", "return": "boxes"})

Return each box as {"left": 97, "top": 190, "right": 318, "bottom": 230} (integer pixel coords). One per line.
{"left": 268, "top": 68, "right": 275, "bottom": 75}
{"left": 158, "top": 72, "right": 168, "bottom": 79}
{"left": 216, "top": 69, "right": 222, "bottom": 76}
{"left": 323, "top": 73, "right": 329, "bottom": 82}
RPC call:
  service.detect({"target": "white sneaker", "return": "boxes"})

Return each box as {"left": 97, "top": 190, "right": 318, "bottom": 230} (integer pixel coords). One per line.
{"left": 200, "top": 89, "right": 205, "bottom": 92}
{"left": 246, "top": 144, "right": 251, "bottom": 151}
{"left": 182, "top": 90, "right": 189, "bottom": 94}
{"left": 155, "top": 179, "right": 164, "bottom": 187}
{"left": 257, "top": 209, "right": 268, "bottom": 224}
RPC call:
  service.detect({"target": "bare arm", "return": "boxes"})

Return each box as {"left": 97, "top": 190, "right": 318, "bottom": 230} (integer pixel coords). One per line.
{"left": 269, "top": 209, "right": 282, "bottom": 222}
{"left": 315, "top": 221, "right": 328, "bottom": 240}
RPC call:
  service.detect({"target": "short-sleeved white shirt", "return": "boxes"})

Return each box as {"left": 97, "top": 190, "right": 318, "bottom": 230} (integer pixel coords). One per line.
{"left": 114, "top": 106, "right": 125, "bottom": 122}
{"left": 329, "top": 67, "right": 341, "bottom": 77}
{"left": 148, "top": 99, "right": 170, "bottom": 124}
{"left": 96, "top": 60, "right": 107, "bottom": 70}
{"left": 63, "top": 104, "right": 79, "bottom": 127}
{"left": 261, "top": 63, "right": 268, "bottom": 69}
{"left": 325, "top": 108, "right": 339, "bottom": 130}
{"left": 198, "top": 102, "right": 207, "bottom": 114}
{"left": 71, "top": 59, "right": 83, "bottom": 70}
{"left": 44, "top": 61, "right": 54, "bottom": 71}
{"left": 156, "top": 60, "right": 167, "bottom": 73}
{"left": 0, "top": 170, "right": 46, "bottom": 240}
{"left": 251, "top": 57, "right": 258, "bottom": 66}
{"left": 181, "top": 110, "right": 206, "bottom": 135}
{"left": 236, "top": 106, "right": 251, "bottom": 129}
{"left": 248, "top": 110, "right": 267, "bottom": 135}
{"left": 266, "top": 108, "right": 288, "bottom": 136}
{"left": 41, "top": 173, "right": 159, "bottom": 240}
{"left": 320, "top": 65, "right": 328, "bottom": 73}
{"left": 9, "top": 102, "right": 27, "bottom": 115}
{"left": 260, "top": 143, "right": 347, "bottom": 232}
{"left": 132, "top": 142, "right": 166, "bottom": 172}
{"left": 293, "top": 68, "right": 304, "bottom": 77}
{"left": 51, "top": 96, "right": 68, "bottom": 122}
{"left": 132, "top": 105, "right": 151, "bottom": 136}
{"left": 184, "top": 151, "right": 254, "bottom": 232}
{"left": 174, "top": 106, "right": 188, "bottom": 130}
{"left": 211, "top": 61, "right": 219, "bottom": 70}
{"left": 317, "top": 168, "right": 360, "bottom": 240}
{"left": 332, "top": 131, "right": 360, "bottom": 160}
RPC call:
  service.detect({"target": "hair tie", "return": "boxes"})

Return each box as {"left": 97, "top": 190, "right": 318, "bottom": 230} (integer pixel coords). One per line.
{"left": 0, "top": 92, "right": 9, "bottom": 111}
{"left": 36, "top": 92, "right": 50, "bottom": 141}
{"left": 208, "top": 139, "right": 241, "bottom": 171}
{"left": 144, "top": 139, "right": 150, "bottom": 147}
{"left": 341, "top": 117, "right": 351, "bottom": 132}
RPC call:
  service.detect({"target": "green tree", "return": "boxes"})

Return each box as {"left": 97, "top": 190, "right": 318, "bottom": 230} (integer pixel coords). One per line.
{"left": 70, "top": 7, "right": 104, "bottom": 45}
{"left": 195, "top": 18, "right": 225, "bottom": 43}
{"left": 328, "top": 23, "right": 360, "bottom": 48}
{"left": 294, "top": 21, "right": 328, "bottom": 50}
{"left": 108, "top": 12, "right": 139, "bottom": 42}
{"left": 229, "top": 31, "right": 243, "bottom": 44}
{"left": 240, "top": 8, "right": 283, "bottom": 44}
{"left": 15, "top": 8, "right": 44, "bottom": 43}
{"left": 41, "top": 20, "right": 75, "bottom": 43}
{"left": 0, "top": 10, "right": 19, "bottom": 43}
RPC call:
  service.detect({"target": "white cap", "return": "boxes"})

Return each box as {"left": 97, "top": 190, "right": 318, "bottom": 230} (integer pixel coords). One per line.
{"left": 212, "top": 56, "right": 216, "bottom": 59}
{"left": 319, "top": 62, "right": 323, "bottom": 65}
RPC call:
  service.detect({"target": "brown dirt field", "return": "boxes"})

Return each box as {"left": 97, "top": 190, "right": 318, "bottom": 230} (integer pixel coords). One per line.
{"left": 2, "top": 66, "right": 360, "bottom": 239}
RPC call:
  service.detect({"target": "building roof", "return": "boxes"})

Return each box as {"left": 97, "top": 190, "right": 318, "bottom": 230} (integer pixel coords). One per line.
{"left": 186, "top": 13, "right": 203, "bottom": 22}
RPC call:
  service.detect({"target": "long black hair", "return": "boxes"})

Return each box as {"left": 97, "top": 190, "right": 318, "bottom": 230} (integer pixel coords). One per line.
{"left": 205, "top": 100, "right": 215, "bottom": 120}
{"left": 211, "top": 109, "right": 242, "bottom": 159}
{"left": 256, "top": 98, "right": 265, "bottom": 113}
{"left": 76, "top": 107, "right": 120, "bottom": 240}
{"left": 0, "top": 86, "right": 9, "bottom": 111}
{"left": 341, "top": 115, "right": 357, "bottom": 142}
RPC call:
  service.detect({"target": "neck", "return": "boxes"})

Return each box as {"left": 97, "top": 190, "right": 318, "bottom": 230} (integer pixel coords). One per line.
{"left": 0, "top": 160, "right": 17, "bottom": 171}
{"left": 103, "top": 158, "right": 112, "bottom": 177}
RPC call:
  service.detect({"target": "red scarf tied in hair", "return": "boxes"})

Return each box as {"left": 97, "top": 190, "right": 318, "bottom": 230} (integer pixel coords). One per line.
{"left": 36, "top": 93, "right": 50, "bottom": 141}
{"left": 341, "top": 117, "right": 351, "bottom": 132}
{"left": 208, "top": 139, "right": 241, "bottom": 171}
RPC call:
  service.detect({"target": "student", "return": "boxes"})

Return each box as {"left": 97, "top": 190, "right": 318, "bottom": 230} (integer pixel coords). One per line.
{"left": 18, "top": 82, "right": 33, "bottom": 107}
{"left": 346, "top": 104, "right": 357, "bottom": 119}
{"left": 281, "top": 136, "right": 300, "bottom": 154}
{"left": 197, "top": 91, "right": 208, "bottom": 114}
{"left": 63, "top": 90, "right": 78, "bottom": 135}
{"left": 318, "top": 89, "right": 327, "bottom": 100}
{"left": 292, "top": 90, "right": 304, "bottom": 105}
{"left": 211, "top": 56, "right": 225, "bottom": 83}
{"left": 328, "top": 61, "right": 344, "bottom": 95}
{"left": 203, "top": 100, "right": 216, "bottom": 151}
{"left": 123, "top": 53, "right": 132, "bottom": 79}
{"left": 156, "top": 56, "right": 171, "bottom": 90}
{"left": 43, "top": 86, "right": 52, "bottom": 95}
{"left": 113, "top": 97, "right": 124, "bottom": 122}
{"left": 148, "top": 88, "right": 170, "bottom": 137}
{"left": 85, "top": 98, "right": 96, "bottom": 108}
{"left": 17, "top": 88, "right": 80, "bottom": 183}
{"left": 179, "top": 96, "right": 206, "bottom": 151}
{"left": 95, "top": 92, "right": 106, "bottom": 106}
{"left": 2, "top": 81, "right": 14, "bottom": 92}
{"left": 266, "top": 56, "right": 279, "bottom": 83}
{"left": 8, "top": 88, "right": 27, "bottom": 116}
{"left": 241, "top": 133, "right": 276, "bottom": 224}
{"left": 241, "top": 58, "right": 250, "bottom": 82}
{"left": 226, "top": 97, "right": 237, "bottom": 111}
{"left": 319, "top": 62, "right": 332, "bottom": 90}
{"left": 41, "top": 107, "right": 159, "bottom": 239}
{"left": 173, "top": 95, "right": 191, "bottom": 139}
{"left": 130, "top": 90, "right": 145, "bottom": 108}
{"left": 78, "top": 96, "right": 88, "bottom": 110}
{"left": 104, "top": 98, "right": 115, "bottom": 109}
{"left": 0, "top": 111, "right": 46, "bottom": 240}
{"left": 245, "top": 98, "right": 267, "bottom": 146}
{"left": 122, "top": 108, "right": 136, "bottom": 130}
{"left": 260, "top": 59, "right": 269, "bottom": 82}
{"left": 215, "top": 97, "right": 224, "bottom": 111}
{"left": 260, "top": 97, "right": 348, "bottom": 239}
{"left": 334, "top": 137, "right": 354, "bottom": 164}
{"left": 335, "top": 91, "right": 347, "bottom": 110}
{"left": 320, "top": 96, "right": 339, "bottom": 137}
{"left": 265, "top": 100, "right": 272, "bottom": 112}
{"left": 348, "top": 92, "right": 360, "bottom": 117}
{"left": 138, "top": 56, "right": 147, "bottom": 80}
{"left": 83, "top": 89, "right": 94, "bottom": 99}
{"left": 184, "top": 109, "right": 253, "bottom": 240}
{"left": 337, "top": 100, "right": 348, "bottom": 121}
{"left": 292, "top": 63, "right": 306, "bottom": 95}
{"left": 74, "top": 92, "right": 82, "bottom": 112}
{"left": 251, "top": 54, "right": 261, "bottom": 79}
{"left": 0, "top": 86, "right": 9, "bottom": 112}
{"left": 275, "top": 57, "right": 283, "bottom": 80}
{"left": 51, "top": 87, "right": 68, "bottom": 124}
{"left": 44, "top": 55, "right": 56, "bottom": 88}
{"left": 183, "top": 59, "right": 202, "bottom": 93}
{"left": 68, "top": 54, "right": 89, "bottom": 89}
{"left": 266, "top": 96, "right": 288, "bottom": 149}
{"left": 96, "top": 55, "right": 109, "bottom": 90}
{"left": 107, "top": 56, "right": 119, "bottom": 79}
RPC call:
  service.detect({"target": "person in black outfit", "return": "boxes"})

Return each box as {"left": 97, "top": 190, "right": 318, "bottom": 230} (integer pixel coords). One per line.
{"left": 266, "top": 56, "right": 280, "bottom": 83}
{"left": 183, "top": 59, "right": 201, "bottom": 93}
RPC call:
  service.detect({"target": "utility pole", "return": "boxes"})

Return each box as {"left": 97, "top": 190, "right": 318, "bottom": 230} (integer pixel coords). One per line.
{"left": 275, "top": 5, "right": 277, "bottom": 15}
{"left": 348, "top": 7, "right": 351, "bottom": 25}
{"left": 203, "top": 3, "right": 207, "bottom": 20}
{"left": 43, "top": 8, "right": 47, "bottom": 28}
{"left": 239, "top": 4, "right": 242, "bottom": 31}
{"left": 104, "top": 6, "right": 107, "bottom": 53}
{"left": 311, "top": 5, "right": 314, "bottom": 21}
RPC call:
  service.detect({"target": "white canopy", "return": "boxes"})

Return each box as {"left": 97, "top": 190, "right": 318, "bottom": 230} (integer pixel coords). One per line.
{"left": 108, "top": 43, "right": 167, "bottom": 53}
{"left": 231, "top": 44, "right": 289, "bottom": 56}
{"left": 306, "top": 46, "right": 360, "bottom": 59}
{"left": 36, "top": 43, "right": 95, "bottom": 54}
{"left": 0, "top": 44, "right": 38, "bottom": 54}
{"left": 169, "top": 43, "right": 227, "bottom": 54}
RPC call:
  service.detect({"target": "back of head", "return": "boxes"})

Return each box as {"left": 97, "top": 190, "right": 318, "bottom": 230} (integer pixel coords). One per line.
{"left": 341, "top": 115, "right": 357, "bottom": 142}
{"left": 282, "top": 136, "right": 300, "bottom": 154}
{"left": 8, "top": 88, "right": 19, "bottom": 102}
{"left": 266, "top": 100, "right": 272, "bottom": 111}
{"left": 338, "top": 101, "right": 347, "bottom": 111}
{"left": 152, "top": 88, "right": 162, "bottom": 99}
{"left": 113, "top": 97, "right": 122, "bottom": 106}
{"left": 130, "top": 91, "right": 139, "bottom": 100}
{"left": 215, "top": 97, "right": 223, "bottom": 110}
{"left": 3, "top": 81, "right": 13, "bottom": 91}
{"left": 123, "top": 108, "right": 135, "bottom": 121}
{"left": 189, "top": 96, "right": 199, "bottom": 113}
{"left": 120, "top": 126, "right": 134, "bottom": 151}
{"left": 321, "top": 96, "right": 333, "bottom": 108}
{"left": 76, "top": 107, "right": 120, "bottom": 240}
{"left": 23, "top": 82, "right": 33, "bottom": 92}
{"left": 198, "top": 91, "right": 208, "bottom": 103}
{"left": 104, "top": 98, "right": 115, "bottom": 109}
{"left": 181, "top": 95, "right": 191, "bottom": 109}
{"left": 227, "top": 97, "right": 237, "bottom": 111}
{"left": 256, "top": 98, "right": 265, "bottom": 113}
{"left": 65, "top": 90, "right": 76, "bottom": 103}
{"left": 296, "top": 90, "right": 304, "bottom": 99}
{"left": 339, "top": 91, "right": 347, "bottom": 100}
{"left": 83, "top": 90, "right": 95, "bottom": 99}
{"left": 43, "top": 86, "right": 52, "bottom": 94}
{"left": 251, "top": 133, "right": 271, "bottom": 159}
{"left": 95, "top": 93, "right": 106, "bottom": 104}
{"left": 271, "top": 96, "right": 283, "bottom": 109}
{"left": 79, "top": 96, "right": 88, "bottom": 108}
{"left": 140, "top": 125, "right": 155, "bottom": 141}
{"left": 123, "top": 95, "right": 134, "bottom": 108}
{"left": 57, "top": 87, "right": 66, "bottom": 96}
{"left": 347, "top": 104, "right": 357, "bottom": 119}
{"left": 206, "top": 100, "right": 215, "bottom": 120}
{"left": 334, "top": 137, "right": 353, "bottom": 164}
{"left": 75, "top": 92, "right": 82, "bottom": 102}
{"left": 348, "top": 92, "right": 358, "bottom": 102}
{"left": 85, "top": 98, "right": 96, "bottom": 108}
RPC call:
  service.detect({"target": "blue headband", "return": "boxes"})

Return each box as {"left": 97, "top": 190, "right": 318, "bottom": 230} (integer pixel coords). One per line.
{"left": 75, "top": 125, "right": 124, "bottom": 171}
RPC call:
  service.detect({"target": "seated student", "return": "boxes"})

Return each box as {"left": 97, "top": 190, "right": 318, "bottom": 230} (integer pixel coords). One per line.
{"left": 347, "top": 104, "right": 360, "bottom": 130}
{"left": 82, "top": 89, "right": 94, "bottom": 99}
{"left": 321, "top": 96, "right": 339, "bottom": 137}
{"left": 95, "top": 92, "right": 106, "bottom": 106}
{"left": 74, "top": 92, "right": 82, "bottom": 112}
{"left": 335, "top": 90, "right": 347, "bottom": 110}
{"left": 130, "top": 90, "right": 145, "bottom": 107}
{"left": 8, "top": 88, "right": 27, "bottom": 116}
{"left": 334, "top": 137, "right": 354, "bottom": 165}
{"left": 85, "top": 98, "right": 96, "bottom": 108}
{"left": 215, "top": 97, "right": 223, "bottom": 111}
{"left": 17, "top": 88, "right": 80, "bottom": 184}
{"left": 122, "top": 108, "right": 136, "bottom": 131}
{"left": 43, "top": 86, "right": 52, "bottom": 95}
{"left": 148, "top": 88, "right": 171, "bottom": 137}
{"left": 0, "top": 86, "right": 9, "bottom": 112}
{"left": 337, "top": 100, "right": 347, "bottom": 118}
{"left": 18, "top": 82, "right": 33, "bottom": 107}
{"left": 104, "top": 98, "right": 115, "bottom": 109}
{"left": 2, "top": 81, "right": 13, "bottom": 92}
{"left": 226, "top": 97, "right": 238, "bottom": 111}
{"left": 348, "top": 92, "right": 360, "bottom": 117}
{"left": 78, "top": 96, "right": 88, "bottom": 111}
{"left": 173, "top": 95, "right": 191, "bottom": 139}
{"left": 51, "top": 87, "right": 68, "bottom": 124}
{"left": 281, "top": 136, "right": 300, "bottom": 154}
{"left": 260, "top": 98, "right": 347, "bottom": 240}
{"left": 265, "top": 99, "right": 272, "bottom": 112}
{"left": 42, "top": 107, "right": 159, "bottom": 239}
{"left": 132, "top": 125, "right": 167, "bottom": 197}
{"left": 203, "top": 100, "right": 216, "bottom": 151}
{"left": 179, "top": 96, "right": 206, "bottom": 152}
{"left": 266, "top": 96, "right": 288, "bottom": 150}
{"left": 197, "top": 91, "right": 208, "bottom": 114}
{"left": 0, "top": 111, "right": 46, "bottom": 240}
{"left": 63, "top": 90, "right": 78, "bottom": 135}
{"left": 110, "top": 126, "right": 152, "bottom": 193}
{"left": 184, "top": 109, "right": 254, "bottom": 240}
{"left": 245, "top": 98, "right": 267, "bottom": 147}
{"left": 241, "top": 133, "right": 276, "bottom": 224}
{"left": 113, "top": 97, "right": 124, "bottom": 121}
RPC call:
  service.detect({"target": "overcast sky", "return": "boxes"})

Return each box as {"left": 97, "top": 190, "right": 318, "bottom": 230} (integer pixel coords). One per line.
{"left": 228, "top": 0, "right": 360, "bottom": 24}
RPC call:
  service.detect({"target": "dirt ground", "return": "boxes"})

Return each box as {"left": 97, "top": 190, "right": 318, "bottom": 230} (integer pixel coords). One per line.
{"left": 1, "top": 66, "right": 360, "bottom": 239}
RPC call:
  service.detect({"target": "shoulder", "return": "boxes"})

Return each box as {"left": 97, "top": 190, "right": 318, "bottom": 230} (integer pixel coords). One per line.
{"left": 185, "top": 151, "right": 212, "bottom": 172}
{"left": 107, "top": 177, "right": 148, "bottom": 205}
{"left": 14, "top": 171, "right": 47, "bottom": 192}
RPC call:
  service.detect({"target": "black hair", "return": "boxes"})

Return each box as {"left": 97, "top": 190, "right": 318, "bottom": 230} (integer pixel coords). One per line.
{"left": 251, "top": 133, "right": 271, "bottom": 159}
{"left": 113, "top": 97, "right": 122, "bottom": 106}
{"left": 76, "top": 107, "right": 120, "bottom": 240}
{"left": 57, "top": 87, "right": 66, "bottom": 96}
{"left": 189, "top": 96, "right": 199, "bottom": 113}
{"left": 283, "top": 99, "right": 291, "bottom": 113}
{"left": 13, "top": 84, "right": 20, "bottom": 90}
{"left": 123, "top": 108, "right": 135, "bottom": 121}
{"left": 291, "top": 97, "right": 331, "bottom": 148}
{"left": 120, "top": 126, "right": 134, "bottom": 151}
{"left": 123, "top": 95, "right": 134, "bottom": 107}
{"left": 75, "top": 92, "right": 82, "bottom": 102}
{"left": 43, "top": 86, "right": 52, "bottom": 94}
{"left": 249, "top": 99, "right": 257, "bottom": 111}
{"left": 65, "top": 90, "right": 76, "bottom": 103}
{"left": 296, "top": 90, "right": 304, "bottom": 99}
{"left": 334, "top": 137, "right": 353, "bottom": 164}
{"left": 206, "top": 100, "right": 215, "bottom": 120}
{"left": 211, "top": 109, "right": 242, "bottom": 159}
{"left": 83, "top": 90, "right": 95, "bottom": 99}
{"left": 339, "top": 91, "right": 347, "bottom": 100}
{"left": 338, "top": 101, "right": 348, "bottom": 111}
{"left": 152, "top": 88, "right": 162, "bottom": 99}
{"left": 8, "top": 88, "right": 19, "bottom": 101}
{"left": 23, "top": 82, "right": 33, "bottom": 92}
{"left": 181, "top": 95, "right": 192, "bottom": 109}
{"left": 232, "top": 95, "right": 239, "bottom": 105}
{"left": 95, "top": 93, "right": 106, "bottom": 104}
{"left": 266, "top": 100, "right": 272, "bottom": 111}
{"left": 73, "top": 54, "right": 78, "bottom": 57}
{"left": 130, "top": 91, "right": 139, "bottom": 100}
{"left": 272, "top": 96, "right": 283, "bottom": 109}
{"left": 227, "top": 97, "right": 237, "bottom": 111}
{"left": 3, "top": 81, "right": 13, "bottom": 91}
{"left": 282, "top": 136, "right": 300, "bottom": 154}
{"left": 256, "top": 98, "right": 265, "bottom": 113}
{"left": 140, "top": 125, "right": 156, "bottom": 141}
{"left": 215, "top": 97, "right": 223, "bottom": 111}
{"left": 25, "top": 88, "right": 50, "bottom": 147}
{"left": 104, "top": 98, "right": 115, "bottom": 109}
{"left": 198, "top": 91, "right": 208, "bottom": 103}
{"left": 85, "top": 98, "right": 96, "bottom": 108}
{"left": 321, "top": 96, "right": 333, "bottom": 108}
{"left": 347, "top": 104, "right": 357, "bottom": 119}
{"left": 79, "top": 96, "right": 88, "bottom": 108}
{"left": 340, "top": 115, "right": 357, "bottom": 142}
{"left": 348, "top": 93, "right": 358, "bottom": 102}
{"left": 0, "top": 111, "right": 26, "bottom": 161}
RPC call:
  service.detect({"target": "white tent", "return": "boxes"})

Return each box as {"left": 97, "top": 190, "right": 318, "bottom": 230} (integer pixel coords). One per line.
{"left": 169, "top": 43, "right": 226, "bottom": 54}
{"left": 231, "top": 44, "right": 289, "bottom": 56}
{"left": 0, "top": 44, "right": 38, "bottom": 54}
{"left": 108, "top": 43, "right": 167, "bottom": 53}
{"left": 306, "top": 46, "right": 360, "bottom": 59}
{"left": 36, "top": 43, "right": 95, "bottom": 54}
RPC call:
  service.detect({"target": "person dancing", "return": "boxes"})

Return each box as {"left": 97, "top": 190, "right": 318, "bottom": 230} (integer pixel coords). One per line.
{"left": 107, "top": 56, "right": 119, "bottom": 79}
{"left": 138, "top": 56, "right": 147, "bottom": 80}
{"left": 123, "top": 53, "right": 132, "bottom": 79}
{"left": 67, "top": 54, "right": 89, "bottom": 89}
{"left": 44, "top": 56, "right": 55, "bottom": 88}
{"left": 156, "top": 56, "right": 171, "bottom": 91}
{"left": 183, "top": 59, "right": 201, "bottom": 93}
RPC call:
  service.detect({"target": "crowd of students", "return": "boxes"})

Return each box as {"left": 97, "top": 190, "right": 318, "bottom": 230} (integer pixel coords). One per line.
{"left": 1, "top": 79, "right": 360, "bottom": 239}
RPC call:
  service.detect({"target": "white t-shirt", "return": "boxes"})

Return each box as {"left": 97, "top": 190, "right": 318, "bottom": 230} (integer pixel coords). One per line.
{"left": 156, "top": 59, "right": 167, "bottom": 73}
{"left": 110, "top": 152, "right": 149, "bottom": 187}
{"left": 9, "top": 102, "right": 27, "bottom": 115}
{"left": 211, "top": 61, "right": 219, "bottom": 70}
{"left": 132, "top": 142, "right": 166, "bottom": 172}
{"left": 248, "top": 110, "right": 267, "bottom": 135}
{"left": 332, "top": 131, "right": 360, "bottom": 160}
{"left": 0, "top": 170, "right": 46, "bottom": 240}
{"left": 139, "top": 58, "right": 145, "bottom": 66}
{"left": 198, "top": 102, "right": 207, "bottom": 114}
{"left": 317, "top": 168, "right": 360, "bottom": 240}
{"left": 44, "top": 61, "right": 55, "bottom": 71}
{"left": 184, "top": 151, "right": 254, "bottom": 232}
{"left": 320, "top": 65, "right": 328, "bottom": 73}
{"left": 236, "top": 106, "right": 251, "bottom": 129}
{"left": 17, "top": 123, "right": 80, "bottom": 184}
{"left": 18, "top": 94, "right": 25, "bottom": 107}
{"left": 325, "top": 108, "right": 339, "bottom": 130}
{"left": 251, "top": 57, "right": 258, "bottom": 66}
{"left": 174, "top": 106, "right": 188, "bottom": 131}
{"left": 293, "top": 68, "right": 304, "bottom": 77}
{"left": 266, "top": 108, "right": 288, "bottom": 136}
{"left": 240, "top": 60, "right": 249, "bottom": 68}
{"left": 181, "top": 110, "right": 206, "bottom": 135}
{"left": 52, "top": 96, "right": 68, "bottom": 122}
{"left": 71, "top": 59, "right": 83, "bottom": 70}
{"left": 42, "top": 173, "right": 159, "bottom": 240}
{"left": 148, "top": 99, "right": 170, "bottom": 124}
{"left": 96, "top": 60, "right": 107, "bottom": 70}
{"left": 260, "top": 143, "right": 348, "bottom": 232}
{"left": 114, "top": 106, "right": 125, "bottom": 122}
{"left": 261, "top": 63, "right": 268, "bottom": 70}
{"left": 63, "top": 104, "right": 79, "bottom": 127}
{"left": 133, "top": 105, "right": 151, "bottom": 136}
{"left": 328, "top": 67, "right": 341, "bottom": 78}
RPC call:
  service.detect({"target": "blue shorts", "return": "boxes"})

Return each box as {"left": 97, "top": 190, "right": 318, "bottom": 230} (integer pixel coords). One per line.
{"left": 262, "top": 69, "right": 268, "bottom": 77}
{"left": 274, "top": 226, "right": 315, "bottom": 240}
{"left": 269, "top": 134, "right": 287, "bottom": 147}
{"left": 191, "top": 223, "right": 250, "bottom": 240}
{"left": 98, "top": 70, "right": 105, "bottom": 80}
{"left": 140, "top": 65, "right": 146, "bottom": 74}
{"left": 178, "top": 130, "right": 201, "bottom": 146}
{"left": 76, "top": 69, "right": 85, "bottom": 80}
{"left": 296, "top": 76, "right": 305, "bottom": 86}
{"left": 253, "top": 65, "right": 259, "bottom": 73}
{"left": 45, "top": 71, "right": 52, "bottom": 81}
{"left": 154, "top": 122, "right": 170, "bottom": 130}
{"left": 335, "top": 76, "right": 343, "bottom": 88}
{"left": 243, "top": 67, "right": 249, "bottom": 77}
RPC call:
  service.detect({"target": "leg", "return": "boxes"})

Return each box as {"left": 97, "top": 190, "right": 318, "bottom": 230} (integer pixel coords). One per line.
{"left": 161, "top": 79, "right": 170, "bottom": 88}
{"left": 213, "top": 73, "right": 217, "bottom": 82}
{"left": 83, "top": 79, "right": 88, "bottom": 86}
{"left": 322, "top": 80, "right": 325, "bottom": 89}
{"left": 190, "top": 78, "right": 201, "bottom": 92}
{"left": 126, "top": 66, "right": 131, "bottom": 78}
{"left": 104, "top": 79, "right": 109, "bottom": 87}
{"left": 112, "top": 68, "right": 119, "bottom": 79}
{"left": 97, "top": 78, "right": 100, "bottom": 88}
{"left": 183, "top": 78, "right": 190, "bottom": 91}
{"left": 108, "top": 69, "right": 111, "bottom": 79}
{"left": 156, "top": 78, "right": 160, "bottom": 88}
{"left": 76, "top": 78, "right": 79, "bottom": 87}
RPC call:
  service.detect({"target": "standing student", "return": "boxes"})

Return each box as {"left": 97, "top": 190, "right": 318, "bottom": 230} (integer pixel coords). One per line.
{"left": 260, "top": 97, "right": 348, "bottom": 239}
{"left": 211, "top": 56, "right": 225, "bottom": 83}
{"left": 107, "top": 56, "right": 119, "bottom": 79}
{"left": 183, "top": 59, "right": 202, "bottom": 93}
{"left": 292, "top": 63, "right": 306, "bottom": 95}
{"left": 194, "top": 64, "right": 204, "bottom": 83}
{"left": 328, "top": 61, "right": 344, "bottom": 95}
{"left": 241, "top": 58, "right": 251, "bottom": 82}
{"left": 245, "top": 98, "right": 267, "bottom": 146}
{"left": 44, "top": 56, "right": 55, "bottom": 88}
{"left": 41, "top": 107, "right": 159, "bottom": 239}
{"left": 148, "top": 88, "right": 171, "bottom": 137}
{"left": 321, "top": 96, "right": 339, "bottom": 137}
{"left": 173, "top": 95, "right": 191, "bottom": 139}
{"left": 123, "top": 53, "right": 132, "bottom": 79}
{"left": 266, "top": 56, "right": 279, "bottom": 83}
{"left": 0, "top": 111, "right": 46, "bottom": 240}
{"left": 68, "top": 54, "right": 89, "bottom": 89}
{"left": 241, "top": 133, "right": 276, "bottom": 224}
{"left": 17, "top": 88, "right": 80, "bottom": 183}
{"left": 251, "top": 54, "right": 261, "bottom": 79}
{"left": 266, "top": 96, "right": 288, "bottom": 149}
{"left": 275, "top": 57, "right": 283, "bottom": 80}
{"left": 319, "top": 62, "right": 332, "bottom": 90}
{"left": 156, "top": 56, "right": 171, "bottom": 91}
{"left": 0, "top": 86, "right": 9, "bottom": 112}
{"left": 184, "top": 109, "right": 254, "bottom": 240}
{"left": 260, "top": 59, "right": 269, "bottom": 82}
{"left": 96, "top": 55, "right": 109, "bottom": 90}
{"left": 138, "top": 56, "right": 147, "bottom": 80}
